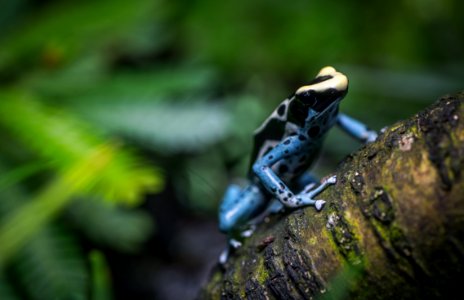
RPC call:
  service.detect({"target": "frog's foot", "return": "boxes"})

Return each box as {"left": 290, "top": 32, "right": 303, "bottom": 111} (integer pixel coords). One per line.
{"left": 305, "top": 175, "right": 336, "bottom": 198}
{"left": 291, "top": 175, "right": 336, "bottom": 209}
{"left": 323, "top": 175, "right": 337, "bottom": 185}
{"left": 366, "top": 130, "right": 378, "bottom": 143}
{"left": 219, "top": 248, "right": 229, "bottom": 265}
{"left": 315, "top": 200, "right": 326, "bottom": 211}
{"left": 290, "top": 196, "right": 322, "bottom": 209}
{"left": 241, "top": 225, "right": 256, "bottom": 238}
{"left": 230, "top": 238, "right": 242, "bottom": 249}
{"left": 219, "top": 238, "right": 242, "bottom": 265}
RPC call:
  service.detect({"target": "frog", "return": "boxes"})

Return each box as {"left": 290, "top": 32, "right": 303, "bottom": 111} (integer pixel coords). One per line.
{"left": 218, "top": 66, "right": 377, "bottom": 264}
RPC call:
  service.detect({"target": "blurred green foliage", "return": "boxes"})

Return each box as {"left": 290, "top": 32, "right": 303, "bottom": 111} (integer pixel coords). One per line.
{"left": 0, "top": 0, "right": 463, "bottom": 298}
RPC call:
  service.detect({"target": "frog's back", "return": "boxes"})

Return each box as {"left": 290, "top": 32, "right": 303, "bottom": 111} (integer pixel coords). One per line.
{"left": 248, "top": 66, "right": 347, "bottom": 178}
{"left": 248, "top": 99, "right": 339, "bottom": 178}
{"left": 248, "top": 98, "right": 291, "bottom": 174}
{"left": 248, "top": 97, "right": 324, "bottom": 177}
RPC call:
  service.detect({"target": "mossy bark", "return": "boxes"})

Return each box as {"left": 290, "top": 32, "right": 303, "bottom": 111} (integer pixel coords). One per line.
{"left": 199, "top": 92, "right": 464, "bottom": 300}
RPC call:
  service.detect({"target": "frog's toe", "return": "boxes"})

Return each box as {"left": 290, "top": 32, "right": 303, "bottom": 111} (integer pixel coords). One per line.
{"left": 230, "top": 239, "right": 242, "bottom": 249}
{"left": 366, "top": 131, "right": 378, "bottom": 143}
{"left": 325, "top": 175, "right": 337, "bottom": 184}
{"left": 315, "top": 200, "right": 326, "bottom": 211}
{"left": 219, "top": 239, "right": 242, "bottom": 265}
{"left": 219, "top": 248, "right": 229, "bottom": 265}
{"left": 241, "top": 226, "right": 256, "bottom": 238}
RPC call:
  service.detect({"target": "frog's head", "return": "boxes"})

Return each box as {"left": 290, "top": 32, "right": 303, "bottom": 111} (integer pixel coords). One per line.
{"left": 294, "top": 66, "right": 348, "bottom": 112}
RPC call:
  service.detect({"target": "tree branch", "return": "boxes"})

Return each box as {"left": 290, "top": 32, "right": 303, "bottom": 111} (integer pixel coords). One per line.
{"left": 199, "top": 92, "right": 464, "bottom": 300}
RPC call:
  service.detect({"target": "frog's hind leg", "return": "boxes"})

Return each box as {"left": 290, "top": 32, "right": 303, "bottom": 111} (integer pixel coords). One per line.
{"left": 218, "top": 184, "right": 266, "bottom": 233}
{"left": 218, "top": 184, "right": 266, "bottom": 264}
{"left": 224, "top": 183, "right": 242, "bottom": 201}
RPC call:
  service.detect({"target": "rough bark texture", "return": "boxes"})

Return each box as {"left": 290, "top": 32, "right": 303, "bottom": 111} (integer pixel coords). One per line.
{"left": 199, "top": 92, "right": 464, "bottom": 300}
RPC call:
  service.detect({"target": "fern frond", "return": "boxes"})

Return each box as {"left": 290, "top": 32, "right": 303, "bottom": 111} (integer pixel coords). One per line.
{"left": 0, "top": 92, "right": 163, "bottom": 202}
{"left": 12, "top": 226, "right": 88, "bottom": 300}
{"left": 0, "top": 143, "right": 111, "bottom": 266}
{"left": 0, "top": 93, "right": 163, "bottom": 265}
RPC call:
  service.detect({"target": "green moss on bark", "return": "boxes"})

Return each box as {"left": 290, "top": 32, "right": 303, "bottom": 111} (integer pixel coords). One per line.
{"left": 199, "top": 92, "right": 464, "bottom": 300}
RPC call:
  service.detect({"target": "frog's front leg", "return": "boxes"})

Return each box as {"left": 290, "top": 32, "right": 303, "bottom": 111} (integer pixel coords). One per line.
{"left": 218, "top": 237, "right": 243, "bottom": 265}
{"left": 337, "top": 113, "right": 378, "bottom": 143}
{"left": 252, "top": 136, "right": 335, "bottom": 210}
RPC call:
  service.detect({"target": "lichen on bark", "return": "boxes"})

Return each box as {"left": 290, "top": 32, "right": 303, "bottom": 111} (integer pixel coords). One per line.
{"left": 199, "top": 92, "right": 464, "bottom": 300}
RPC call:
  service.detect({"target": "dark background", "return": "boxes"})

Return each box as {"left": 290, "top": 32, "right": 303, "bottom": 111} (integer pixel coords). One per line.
{"left": 0, "top": 0, "right": 463, "bottom": 299}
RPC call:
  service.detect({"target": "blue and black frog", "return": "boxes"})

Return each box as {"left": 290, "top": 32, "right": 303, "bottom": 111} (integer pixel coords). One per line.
{"left": 218, "top": 66, "right": 377, "bottom": 263}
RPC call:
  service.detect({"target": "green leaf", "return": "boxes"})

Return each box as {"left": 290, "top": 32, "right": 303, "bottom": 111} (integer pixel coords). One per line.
{"left": 23, "top": 65, "right": 215, "bottom": 102}
{"left": 316, "top": 262, "right": 364, "bottom": 300}
{"left": 178, "top": 151, "right": 228, "bottom": 213}
{"left": 77, "top": 101, "right": 233, "bottom": 152}
{"left": 89, "top": 250, "right": 112, "bottom": 300}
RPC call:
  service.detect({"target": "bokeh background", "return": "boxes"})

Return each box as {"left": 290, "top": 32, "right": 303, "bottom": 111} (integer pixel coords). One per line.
{"left": 0, "top": 0, "right": 463, "bottom": 299}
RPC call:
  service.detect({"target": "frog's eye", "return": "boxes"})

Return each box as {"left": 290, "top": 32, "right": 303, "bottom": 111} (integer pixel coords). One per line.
{"left": 294, "top": 88, "right": 318, "bottom": 107}
{"left": 294, "top": 67, "right": 348, "bottom": 111}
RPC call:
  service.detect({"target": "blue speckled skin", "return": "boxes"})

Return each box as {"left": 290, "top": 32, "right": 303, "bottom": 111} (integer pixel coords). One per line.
{"left": 218, "top": 67, "right": 377, "bottom": 240}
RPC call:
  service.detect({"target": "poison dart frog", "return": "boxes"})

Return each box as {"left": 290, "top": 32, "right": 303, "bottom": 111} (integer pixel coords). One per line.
{"left": 218, "top": 66, "right": 377, "bottom": 263}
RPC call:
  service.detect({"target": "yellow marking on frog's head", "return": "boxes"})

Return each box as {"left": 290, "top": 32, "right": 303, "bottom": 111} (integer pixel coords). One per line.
{"left": 296, "top": 66, "right": 348, "bottom": 95}
{"left": 294, "top": 66, "right": 348, "bottom": 111}
{"left": 317, "top": 66, "right": 337, "bottom": 77}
